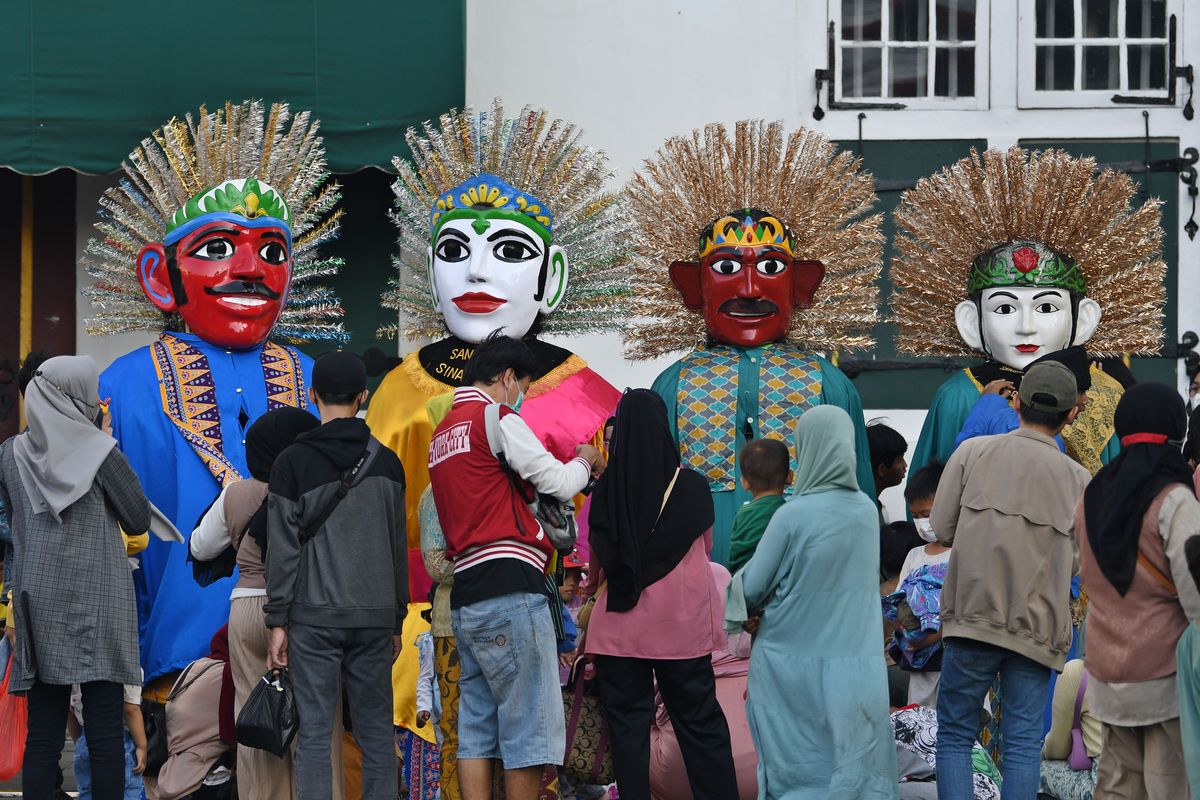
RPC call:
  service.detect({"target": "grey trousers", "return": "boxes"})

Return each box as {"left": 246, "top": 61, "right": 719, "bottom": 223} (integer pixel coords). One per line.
{"left": 289, "top": 623, "right": 397, "bottom": 800}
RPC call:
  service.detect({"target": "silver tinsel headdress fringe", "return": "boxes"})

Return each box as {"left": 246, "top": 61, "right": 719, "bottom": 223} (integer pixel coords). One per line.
{"left": 82, "top": 100, "right": 347, "bottom": 342}
{"left": 622, "top": 120, "right": 884, "bottom": 361}
{"left": 891, "top": 146, "right": 1166, "bottom": 357}
{"left": 383, "top": 99, "right": 632, "bottom": 339}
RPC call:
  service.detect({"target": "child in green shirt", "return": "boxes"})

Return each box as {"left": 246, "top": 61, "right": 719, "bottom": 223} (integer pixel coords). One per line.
{"left": 727, "top": 438, "right": 791, "bottom": 574}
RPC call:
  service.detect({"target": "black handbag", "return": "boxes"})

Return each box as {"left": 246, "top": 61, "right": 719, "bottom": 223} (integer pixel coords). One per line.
{"left": 235, "top": 668, "right": 298, "bottom": 757}
{"left": 141, "top": 699, "right": 168, "bottom": 776}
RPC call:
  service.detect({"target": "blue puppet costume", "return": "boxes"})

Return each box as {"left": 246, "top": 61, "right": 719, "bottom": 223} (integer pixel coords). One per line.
{"left": 83, "top": 101, "right": 346, "bottom": 681}
{"left": 624, "top": 121, "right": 882, "bottom": 565}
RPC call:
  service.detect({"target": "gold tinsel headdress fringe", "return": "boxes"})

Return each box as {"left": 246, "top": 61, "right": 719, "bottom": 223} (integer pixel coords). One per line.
{"left": 891, "top": 146, "right": 1165, "bottom": 357}
{"left": 383, "top": 99, "right": 632, "bottom": 340}
{"left": 82, "top": 99, "right": 347, "bottom": 343}
{"left": 622, "top": 120, "right": 884, "bottom": 361}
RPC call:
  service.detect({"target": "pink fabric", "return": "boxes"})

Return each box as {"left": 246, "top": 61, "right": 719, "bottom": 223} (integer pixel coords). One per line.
{"left": 648, "top": 561, "right": 757, "bottom": 799}
{"left": 1193, "top": 464, "right": 1200, "bottom": 499}
{"left": 522, "top": 366, "right": 619, "bottom": 462}
{"left": 584, "top": 532, "right": 724, "bottom": 660}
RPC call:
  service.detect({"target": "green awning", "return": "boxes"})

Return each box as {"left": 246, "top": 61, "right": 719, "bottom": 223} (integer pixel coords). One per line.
{"left": 0, "top": 0, "right": 465, "bottom": 175}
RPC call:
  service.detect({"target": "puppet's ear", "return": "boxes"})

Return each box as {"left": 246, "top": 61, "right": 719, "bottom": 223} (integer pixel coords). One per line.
{"left": 137, "top": 243, "right": 178, "bottom": 312}
{"left": 668, "top": 261, "right": 703, "bottom": 311}
{"left": 791, "top": 259, "right": 826, "bottom": 309}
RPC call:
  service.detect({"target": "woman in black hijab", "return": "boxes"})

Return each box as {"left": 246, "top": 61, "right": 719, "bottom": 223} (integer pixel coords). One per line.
{"left": 583, "top": 390, "right": 736, "bottom": 800}
{"left": 1078, "top": 381, "right": 1200, "bottom": 800}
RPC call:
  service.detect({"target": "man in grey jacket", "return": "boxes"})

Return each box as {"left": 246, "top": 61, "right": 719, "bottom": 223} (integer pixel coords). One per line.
{"left": 265, "top": 351, "right": 408, "bottom": 799}
{"left": 932, "top": 360, "right": 1091, "bottom": 800}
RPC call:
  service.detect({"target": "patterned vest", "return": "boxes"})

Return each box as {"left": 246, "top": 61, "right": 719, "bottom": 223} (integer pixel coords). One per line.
{"left": 676, "top": 343, "right": 824, "bottom": 491}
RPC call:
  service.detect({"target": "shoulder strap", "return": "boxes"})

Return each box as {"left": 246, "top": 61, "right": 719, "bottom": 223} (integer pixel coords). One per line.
{"left": 1137, "top": 551, "right": 1178, "bottom": 597}
{"left": 166, "top": 659, "right": 221, "bottom": 702}
{"left": 654, "top": 468, "right": 681, "bottom": 529}
{"left": 483, "top": 402, "right": 505, "bottom": 460}
{"left": 299, "top": 438, "right": 383, "bottom": 546}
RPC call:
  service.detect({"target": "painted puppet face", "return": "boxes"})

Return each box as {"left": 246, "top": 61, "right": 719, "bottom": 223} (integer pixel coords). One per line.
{"left": 138, "top": 218, "right": 292, "bottom": 350}
{"left": 136, "top": 178, "right": 294, "bottom": 350}
{"left": 669, "top": 211, "right": 824, "bottom": 348}
{"left": 428, "top": 213, "right": 567, "bottom": 343}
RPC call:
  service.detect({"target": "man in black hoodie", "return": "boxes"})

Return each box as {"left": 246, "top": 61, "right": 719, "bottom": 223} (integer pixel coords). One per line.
{"left": 265, "top": 351, "right": 407, "bottom": 799}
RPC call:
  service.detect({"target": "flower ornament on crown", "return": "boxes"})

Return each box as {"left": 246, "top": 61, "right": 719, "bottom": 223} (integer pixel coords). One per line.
{"left": 430, "top": 174, "right": 553, "bottom": 239}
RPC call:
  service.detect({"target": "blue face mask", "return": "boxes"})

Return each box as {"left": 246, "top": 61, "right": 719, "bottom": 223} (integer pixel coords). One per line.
{"left": 506, "top": 380, "right": 525, "bottom": 413}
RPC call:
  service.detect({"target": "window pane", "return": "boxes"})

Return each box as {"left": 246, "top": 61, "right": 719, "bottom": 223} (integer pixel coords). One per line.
{"left": 935, "top": 46, "right": 975, "bottom": 96}
{"left": 1126, "top": 0, "right": 1167, "bottom": 39}
{"left": 1036, "top": 45, "right": 1075, "bottom": 89}
{"left": 1128, "top": 44, "right": 1168, "bottom": 89}
{"left": 842, "top": 0, "right": 882, "bottom": 41}
{"left": 890, "top": 0, "right": 930, "bottom": 41}
{"left": 890, "top": 47, "right": 929, "bottom": 96}
{"left": 842, "top": 46, "right": 883, "bottom": 97}
{"left": 1083, "top": 0, "right": 1119, "bottom": 38}
{"left": 1083, "top": 45, "right": 1119, "bottom": 89}
{"left": 936, "top": 0, "right": 976, "bottom": 41}
{"left": 1036, "top": 0, "right": 1075, "bottom": 38}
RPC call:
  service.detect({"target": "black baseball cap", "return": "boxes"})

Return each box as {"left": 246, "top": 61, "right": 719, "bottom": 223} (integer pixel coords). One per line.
{"left": 312, "top": 351, "right": 366, "bottom": 395}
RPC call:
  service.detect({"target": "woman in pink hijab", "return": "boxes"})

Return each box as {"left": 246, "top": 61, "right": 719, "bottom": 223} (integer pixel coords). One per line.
{"left": 649, "top": 563, "right": 758, "bottom": 800}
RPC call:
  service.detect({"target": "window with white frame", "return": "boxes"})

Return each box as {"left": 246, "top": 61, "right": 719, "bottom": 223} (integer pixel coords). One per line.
{"left": 1018, "top": 0, "right": 1180, "bottom": 107}
{"left": 834, "top": 0, "right": 988, "bottom": 108}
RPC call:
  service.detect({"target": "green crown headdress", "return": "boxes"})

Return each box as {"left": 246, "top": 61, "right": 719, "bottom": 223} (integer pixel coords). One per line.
{"left": 164, "top": 177, "right": 292, "bottom": 246}
{"left": 82, "top": 100, "right": 347, "bottom": 343}
{"left": 968, "top": 240, "right": 1087, "bottom": 295}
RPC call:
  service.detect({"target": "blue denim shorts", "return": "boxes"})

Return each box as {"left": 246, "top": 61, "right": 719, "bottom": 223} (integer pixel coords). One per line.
{"left": 451, "top": 591, "right": 565, "bottom": 769}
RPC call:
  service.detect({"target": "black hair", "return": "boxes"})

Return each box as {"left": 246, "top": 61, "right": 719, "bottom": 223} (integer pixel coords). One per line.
{"left": 866, "top": 420, "right": 907, "bottom": 473}
{"left": 880, "top": 521, "right": 923, "bottom": 581}
{"left": 462, "top": 330, "right": 538, "bottom": 386}
{"left": 17, "top": 351, "right": 50, "bottom": 396}
{"left": 903, "top": 461, "right": 945, "bottom": 504}
{"left": 1186, "top": 406, "right": 1200, "bottom": 466}
{"left": 1017, "top": 402, "right": 1072, "bottom": 430}
{"left": 314, "top": 389, "right": 361, "bottom": 407}
{"left": 739, "top": 438, "right": 790, "bottom": 493}
{"left": 604, "top": 416, "right": 616, "bottom": 430}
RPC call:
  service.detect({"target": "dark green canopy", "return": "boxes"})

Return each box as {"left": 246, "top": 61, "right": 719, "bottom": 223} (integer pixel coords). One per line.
{"left": 0, "top": 0, "right": 465, "bottom": 174}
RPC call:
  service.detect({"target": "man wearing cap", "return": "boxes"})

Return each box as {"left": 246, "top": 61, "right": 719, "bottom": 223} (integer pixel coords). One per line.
{"left": 930, "top": 361, "right": 1092, "bottom": 800}
{"left": 264, "top": 351, "right": 408, "bottom": 799}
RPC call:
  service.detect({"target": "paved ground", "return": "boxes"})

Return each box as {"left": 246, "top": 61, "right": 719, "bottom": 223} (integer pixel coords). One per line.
{"left": 0, "top": 736, "right": 77, "bottom": 794}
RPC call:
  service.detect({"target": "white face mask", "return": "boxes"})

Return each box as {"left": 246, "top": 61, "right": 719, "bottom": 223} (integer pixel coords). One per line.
{"left": 914, "top": 517, "right": 938, "bottom": 544}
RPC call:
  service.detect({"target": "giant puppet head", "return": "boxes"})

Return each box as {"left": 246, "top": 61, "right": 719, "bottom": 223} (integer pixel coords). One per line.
{"left": 668, "top": 209, "right": 826, "bottom": 348}
{"left": 84, "top": 101, "right": 347, "bottom": 347}
{"left": 892, "top": 147, "right": 1166, "bottom": 368}
{"left": 623, "top": 120, "right": 883, "bottom": 360}
{"left": 382, "top": 100, "right": 631, "bottom": 343}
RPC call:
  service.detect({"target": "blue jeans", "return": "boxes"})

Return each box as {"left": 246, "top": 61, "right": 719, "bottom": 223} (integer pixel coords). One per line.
{"left": 936, "top": 638, "right": 1049, "bottom": 800}
{"left": 451, "top": 591, "right": 565, "bottom": 769}
{"left": 75, "top": 728, "right": 143, "bottom": 800}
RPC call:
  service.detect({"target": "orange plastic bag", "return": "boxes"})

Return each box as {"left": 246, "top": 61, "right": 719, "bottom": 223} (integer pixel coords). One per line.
{"left": 0, "top": 650, "right": 27, "bottom": 779}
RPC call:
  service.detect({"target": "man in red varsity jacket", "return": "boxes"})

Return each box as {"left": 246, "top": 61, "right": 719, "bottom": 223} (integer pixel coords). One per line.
{"left": 428, "top": 334, "right": 603, "bottom": 800}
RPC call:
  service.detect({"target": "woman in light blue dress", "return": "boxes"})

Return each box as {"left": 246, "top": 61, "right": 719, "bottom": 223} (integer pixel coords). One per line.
{"left": 737, "top": 405, "right": 899, "bottom": 799}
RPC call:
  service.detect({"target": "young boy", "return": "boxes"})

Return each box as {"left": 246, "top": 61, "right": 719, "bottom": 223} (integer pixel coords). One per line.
{"left": 728, "top": 438, "right": 791, "bottom": 574}
{"left": 893, "top": 462, "right": 950, "bottom": 707}
{"left": 867, "top": 421, "right": 908, "bottom": 523}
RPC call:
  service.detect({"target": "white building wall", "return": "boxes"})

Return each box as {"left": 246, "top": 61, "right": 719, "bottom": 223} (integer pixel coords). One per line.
{"left": 466, "top": 0, "right": 1200, "bottom": 519}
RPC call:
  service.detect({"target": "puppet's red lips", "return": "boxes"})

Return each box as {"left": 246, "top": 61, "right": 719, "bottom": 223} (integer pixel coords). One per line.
{"left": 1015, "top": 344, "right": 1040, "bottom": 353}
{"left": 719, "top": 299, "right": 779, "bottom": 319}
{"left": 452, "top": 293, "right": 506, "bottom": 313}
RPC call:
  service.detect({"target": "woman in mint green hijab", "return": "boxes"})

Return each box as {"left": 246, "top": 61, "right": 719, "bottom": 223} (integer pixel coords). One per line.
{"left": 740, "top": 405, "right": 898, "bottom": 799}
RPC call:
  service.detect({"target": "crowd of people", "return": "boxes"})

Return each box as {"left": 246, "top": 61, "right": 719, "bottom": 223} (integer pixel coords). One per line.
{"left": 2, "top": 334, "right": 1200, "bottom": 800}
